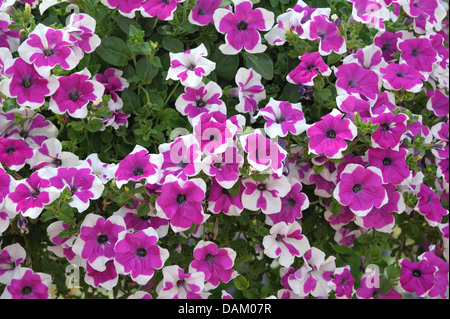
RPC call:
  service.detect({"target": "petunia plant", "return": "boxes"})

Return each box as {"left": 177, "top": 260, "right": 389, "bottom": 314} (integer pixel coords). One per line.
{"left": 0, "top": 0, "right": 448, "bottom": 301}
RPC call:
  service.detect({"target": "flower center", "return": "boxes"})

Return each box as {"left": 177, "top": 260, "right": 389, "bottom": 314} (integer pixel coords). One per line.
{"left": 412, "top": 269, "right": 421, "bottom": 277}
{"left": 198, "top": 8, "right": 206, "bottom": 15}
{"left": 205, "top": 253, "right": 215, "bottom": 262}
{"left": 326, "top": 129, "right": 337, "bottom": 138}
{"left": 196, "top": 99, "right": 206, "bottom": 108}
{"left": 237, "top": 20, "right": 248, "bottom": 31}
{"left": 257, "top": 184, "right": 266, "bottom": 191}
{"left": 68, "top": 90, "right": 82, "bottom": 102}
{"left": 132, "top": 166, "right": 144, "bottom": 176}
{"left": 5, "top": 147, "right": 15, "bottom": 155}
{"left": 21, "top": 286, "right": 33, "bottom": 296}
{"left": 411, "top": 48, "right": 420, "bottom": 57}
{"left": 30, "top": 189, "right": 40, "bottom": 199}
{"left": 395, "top": 72, "right": 405, "bottom": 78}
{"left": 286, "top": 197, "right": 297, "bottom": 207}
{"left": 381, "top": 42, "right": 391, "bottom": 52}
{"left": 317, "top": 30, "right": 326, "bottom": 40}
{"left": 43, "top": 48, "right": 55, "bottom": 57}
{"left": 306, "top": 64, "right": 315, "bottom": 72}
{"left": 135, "top": 247, "right": 147, "bottom": 257}
{"left": 161, "top": 0, "right": 169, "bottom": 4}
{"left": 380, "top": 123, "right": 390, "bottom": 131}
{"left": 176, "top": 194, "right": 187, "bottom": 204}
{"left": 352, "top": 183, "right": 363, "bottom": 193}
{"left": 275, "top": 234, "right": 284, "bottom": 241}
{"left": 21, "top": 76, "right": 34, "bottom": 89}
{"left": 276, "top": 115, "right": 286, "bottom": 124}
{"left": 382, "top": 157, "right": 392, "bottom": 166}
{"left": 348, "top": 79, "right": 357, "bottom": 88}
{"left": 53, "top": 158, "right": 63, "bottom": 167}
{"left": 96, "top": 234, "right": 109, "bottom": 245}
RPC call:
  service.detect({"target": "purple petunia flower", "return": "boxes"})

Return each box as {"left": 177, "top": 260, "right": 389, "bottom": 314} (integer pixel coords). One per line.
{"left": 426, "top": 89, "right": 449, "bottom": 117}
{"left": 64, "top": 13, "right": 101, "bottom": 56}
{"left": 415, "top": 182, "right": 449, "bottom": 226}
{"left": 141, "top": 0, "right": 185, "bottom": 21}
{"left": 207, "top": 178, "right": 244, "bottom": 216}
{"left": 367, "top": 147, "right": 411, "bottom": 185}
{"left": 0, "top": 57, "right": 59, "bottom": 109}
{"left": 0, "top": 138, "right": 34, "bottom": 171}
{"left": 334, "top": 62, "right": 381, "bottom": 100}
{"left": 256, "top": 98, "right": 307, "bottom": 138}
{"left": 370, "top": 111, "right": 408, "bottom": 150}
{"left": 84, "top": 259, "right": 118, "bottom": 290}
{"left": 18, "top": 24, "right": 81, "bottom": 77}
{"left": 5, "top": 171, "right": 60, "bottom": 219}
{"left": 166, "top": 43, "right": 216, "bottom": 88}
{"left": 72, "top": 213, "right": 126, "bottom": 272}
{"left": 27, "top": 137, "right": 81, "bottom": 170}
{"left": 155, "top": 176, "right": 208, "bottom": 233}
{"left": 100, "top": 0, "right": 143, "bottom": 19}
{"left": 306, "top": 109, "right": 357, "bottom": 159}
{"left": 94, "top": 68, "right": 129, "bottom": 111}
{"left": 420, "top": 250, "right": 449, "bottom": 299}
{"left": 114, "top": 145, "right": 163, "bottom": 188}
{"left": 157, "top": 265, "right": 208, "bottom": 299}
{"left": 188, "top": 0, "right": 222, "bottom": 26}
{"left": 0, "top": 243, "right": 26, "bottom": 285}
{"left": 333, "top": 164, "right": 388, "bottom": 216}
{"left": 329, "top": 266, "right": 355, "bottom": 299}
{"left": 380, "top": 62, "right": 425, "bottom": 93}
{"left": 241, "top": 174, "right": 291, "bottom": 215}
{"left": 41, "top": 165, "right": 104, "bottom": 213}
{"left": 349, "top": 0, "right": 390, "bottom": 31}
{"left": 232, "top": 67, "right": 266, "bottom": 118}
{"left": 0, "top": 268, "right": 52, "bottom": 299}
{"left": 114, "top": 227, "right": 169, "bottom": 285}
{"left": 0, "top": 12, "right": 20, "bottom": 52}
{"left": 301, "top": 14, "right": 346, "bottom": 56}
{"left": 400, "top": 258, "right": 436, "bottom": 297}
{"left": 336, "top": 93, "right": 372, "bottom": 120}
{"left": 373, "top": 30, "right": 405, "bottom": 62}
{"left": 49, "top": 68, "right": 105, "bottom": 119}
{"left": 398, "top": 37, "right": 439, "bottom": 74}
{"left": 189, "top": 240, "right": 237, "bottom": 290}
{"left": 213, "top": 0, "right": 274, "bottom": 55}
{"left": 287, "top": 51, "right": 331, "bottom": 86}
{"left": 263, "top": 221, "right": 310, "bottom": 268}
{"left": 356, "top": 267, "right": 402, "bottom": 299}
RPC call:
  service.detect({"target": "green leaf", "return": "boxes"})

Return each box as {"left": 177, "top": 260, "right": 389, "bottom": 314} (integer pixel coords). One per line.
{"left": 243, "top": 53, "right": 274, "bottom": 80}
{"left": 87, "top": 119, "right": 103, "bottom": 132}
{"left": 386, "top": 264, "right": 401, "bottom": 280}
{"left": 137, "top": 202, "right": 151, "bottom": 217}
{"left": 210, "top": 49, "right": 239, "bottom": 81}
{"left": 228, "top": 181, "right": 241, "bottom": 198}
{"left": 332, "top": 244, "right": 354, "bottom": 255}
{"left": 234, "top": 275, "right": 249, "bottom": 291}
{"left": 162, "top": 36, "right": 184, "bottom": 53}
{"left": 70, "top": 121, "right": 85, "bottom": 132}
{"left": 96, "top": 36, "right": 132, "bottom": 67}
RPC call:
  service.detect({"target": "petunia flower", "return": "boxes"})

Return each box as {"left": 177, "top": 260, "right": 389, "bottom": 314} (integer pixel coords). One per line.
{"left": 367, "top": 147, "right": 411, "bottom": 185}
{"left": 0, "top": 268, "right": 52, "bottom": 299}
{"left": 373, "top": 30, "right": 405, "bottom": 62}
{"left": 240, "top": 130, "right": 287, "bottom": 176}
{"left": 334, "top": 62, "right": 381, "bottom": 100}
{"left": 426, "top": 89, "right": 449, "bottom": 117}
{"left": 0, "top": 12, "right": 20, "bottom": 52}
{"left": 328, "top": 266, "right": 355, "bottom": 299}
{"left": 5, "top": 171, "right": 60, "bottom": 219}
{"left": 141, "top": 0, "right": 186, "bottom": 21}
{"left": 354, "top": 183, "right": 406, "bottom": 233}
{"left": 85, "top": 153, "right": 116, "bottom": 184}
{"left": 175, "top": 81, "right": 225, "bottom": 122}
{"left": 286, "top": 51, "right": 331, "bottom": 86}
{"left": 349, "top": 0, "right": 390, "bottom": 31}
{"left": 41, "top": 165, "right": 104, "bottom": 213}
{"left": 415, "top": 182, "right": 449, "bottom": 226}
{"left": 84, "top": 259, "right": 118, "bottom": 290}
{"left": 114, "top": 144, "right": 163, "bottom": 188}
{"left": 264, "top": 10, "right": 305, "bottom": 46}
{"left": 263, "top": 221, "right": 310, "bottom": 267}
{"left": 420, "top": 250, "right": 449, "bottom": 299}
{"left": 0, "top": 138, "right": 34, "bottom": 171}
{"left": 232, "top": 67, "right": 266, "bottom": 118}
{"left": 155, "top": 176, "right": 208, "bottom": 233}
{"left": 266, "top": 178, "right": 309, "bottom": 226}
{"left": 300, "top": 14, "right": 346, "bottom": 56}
{"left": 207, "top": 178, "right": 244, "bottom": 216}
{"left": 370, "top": 111, "right": 408, "bottom": 150}
{"left": 213, "top": 0, "right": 274, "bottom": 55}
{"left": 157, "top": 265, "right": 209, "bottom": 299}
{"left": 114, "top": 227, "right": 169, "bottom": 285}
{"left": 241, "top": 174, "right": 291, "bottom": 215}
{"left": 306, "top": 108, "right": 357, "bottom": 159}
{"left": 398, "top": 37, "right": 439, "bottom": 74}
{"left": 189, "top": 240, "right": 237, "bottom": 290}
{"left": 255, "top": 98, "right": 307, "bottom": 139}
{"left": 100, "top": 0, "right": 143, "bottom": 19}
{"left": 158, "top": 134, "right": 202, "bottom": 183}
{"left": 333, "top": 164, "right": 388, "bottom": 216}
{"left": 0, "top": 243, "right": 26, "bottom": 285}
{"left": 0, "top": 57, "right": 59, "bottom": 109}
{"left": 342, "top": 44, "right": 388, "bottom": 72}
{"left": 49, "top": 68, "right": 105, "bottom": 119}
{"left": 27, "top": 138, "right": 81, "bottom": 170}
{"left": 94, "top": 68, "right": 129, "bottom": 111}
{"left": 188, "top": 0, "right": 223, "bottom": 26}
{"left": 399, "top": 258, "right": 436, "bottom": 297}
{"left": 18, "top": 24, "right": 81, "bottom": 77}
{"left": 356, "top": 267, "right": 402, "bottom": 299}
{"left": 64, "top": 13, "right": 101, "bottom": 56}
{"left": 336, "top": 93, "right": 372, "bottom": 120}
{"left": 201, "top": 145, "right": 243, "bottom": 189}
{"left": 72, "top": 213, "right": 126, "bottom": 272}
{"left": 379, "top": 62, "right": 425, "bottom": 93}
{"left": 46, "top": 221, "right": 83, "bottom": 267}
{"left": 166, "top": 43, "right": 216, "bottom": 88}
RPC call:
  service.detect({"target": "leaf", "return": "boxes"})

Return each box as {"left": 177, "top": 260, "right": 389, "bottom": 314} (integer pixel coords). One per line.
{"left": 243, "top": 53, "right": 274, "bottom": 80}
{"left": 87, "top": 119, "right": 103, "bottom": 132}
{"left": 70, "top": 121, "right": 85, "bottom": 132}
{"left": 96, "top": 36, "right": 132, "bottom": 67}
{"left": 162, "top": 36, "right": 184, "bottom": 53}
{"left": 137, "top": 202, "right": 151, "bottom": 217}
{"left": 332, "top": 244, "right": 354, "bottom": 255}
{"left": 210, "top": 49, "right": 239, "bottom": 81}
{"left": 234, "top": 275, "right": 249, "bottom": 291}
{"left": 228, "top": 181, "right": 241, "bottom": 197}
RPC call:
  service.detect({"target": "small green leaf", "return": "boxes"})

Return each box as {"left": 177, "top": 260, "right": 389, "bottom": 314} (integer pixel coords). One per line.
{"left": 234, "top": 275, "right": 249, "bottom": 291}
{"left": 243, "top": 53, "right": 274, "bottom": 80}
{"left": 228, "top": 182, "right": 241, "bottom": 198}
{"left": 137, "top": 202, "right": 151, "bottom": 217}
{"left": 162, "top": 36, "right": 184, "bottom": 53}
{"left": 87, "top": 119, "right": 103, "bottom": 132}
{"left": 96, "top": 36, "right": 132, "bottom": 67}
{"left": 70, "top": 121, "right": 85, "bottom": 132}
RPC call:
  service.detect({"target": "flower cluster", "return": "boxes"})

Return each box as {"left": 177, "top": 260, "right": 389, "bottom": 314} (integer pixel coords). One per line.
{"left": 0, "top": 0, "right": 448, "bottom": 300}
